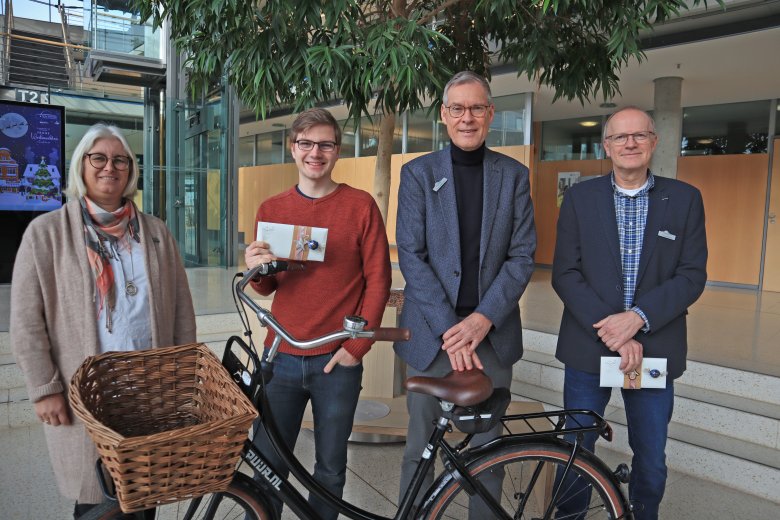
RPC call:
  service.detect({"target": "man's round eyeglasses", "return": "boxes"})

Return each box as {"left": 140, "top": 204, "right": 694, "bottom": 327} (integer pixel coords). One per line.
{"left": 85, "top": 153, "right": 131, "bottom": 171}
{"left": 294, "top": 140, "right": 338, "bottom": 152}
{"left": 444, "top": 104, "right": 491, "bottom": 118}
{"left": 604, "top": 131, "right": 656, "bottom": 145}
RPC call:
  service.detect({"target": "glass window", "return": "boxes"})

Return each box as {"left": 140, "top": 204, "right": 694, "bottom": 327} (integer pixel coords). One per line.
{"left": 681, "top": 101, "right": 771, "bottom": 155}
{"left": 406, "top": 108, "right": 439, "bottom": 153}
{"left": 774, "top": 100, "right": 780, "bottom": 136}
{"left": 541, "top": 116, "right": 605, "bottom": 161}
{"left": 486, "top": 93, "right": 529, "bottom": 147}
{"left": 255, "top": 130, "right": 287, "bottom": 165}
{"left": 358, "top": 115, "right": 402, "bottom": 157}
{"left": 339, "top": 119, "right": 357, "bottom": 159}
{"left": 238, "top": 136, "right": 255, "bottom": 167}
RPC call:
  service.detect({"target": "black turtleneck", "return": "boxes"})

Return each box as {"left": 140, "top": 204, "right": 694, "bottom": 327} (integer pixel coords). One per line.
{"left": 452, "top": 143, "right": 485, "bottom": 316}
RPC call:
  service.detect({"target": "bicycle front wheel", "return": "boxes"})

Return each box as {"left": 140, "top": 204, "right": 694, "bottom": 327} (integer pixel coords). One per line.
{"left": 420, "top": 439, "right": 630, "bottom": 519}
{"left": 79, "top": 473, "right": 275, "bottom": 520}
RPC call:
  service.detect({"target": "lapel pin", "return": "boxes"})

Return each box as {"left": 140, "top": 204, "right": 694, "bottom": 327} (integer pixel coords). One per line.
{"left": 433, "top": 178, "right": 448, "bottom": 192}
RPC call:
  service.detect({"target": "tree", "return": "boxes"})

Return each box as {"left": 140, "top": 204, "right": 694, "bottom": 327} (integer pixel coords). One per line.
{"left": 31, "top": 158, "right": 54, "bottom": 197}
{"left": 136, "top": 0, "right": 720, "bottom": 221}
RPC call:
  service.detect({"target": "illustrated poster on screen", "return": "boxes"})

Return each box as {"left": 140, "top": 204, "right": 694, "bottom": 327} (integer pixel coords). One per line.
{"left": 0, "top": 100, "right": 65, "bottom": 212}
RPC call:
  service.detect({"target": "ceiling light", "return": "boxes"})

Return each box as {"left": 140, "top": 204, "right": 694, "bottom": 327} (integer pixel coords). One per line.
{"left": 579, "top": 121, "right": 599, "bottom": 127}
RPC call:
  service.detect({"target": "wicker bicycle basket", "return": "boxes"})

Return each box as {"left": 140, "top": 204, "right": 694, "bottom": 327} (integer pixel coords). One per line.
{"left": 69, "top": 343, "right": 258, "bottom": 513}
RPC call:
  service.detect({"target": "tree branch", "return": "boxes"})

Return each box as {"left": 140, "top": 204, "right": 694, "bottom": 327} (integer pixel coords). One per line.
{"left": 417, "top": 0, "right": 467, "bottom": 26}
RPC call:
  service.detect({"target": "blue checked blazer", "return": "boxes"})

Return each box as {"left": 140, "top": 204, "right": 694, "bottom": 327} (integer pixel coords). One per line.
{"left": 394, "top": 146, "right": 536, "bottom": 371}
{"left": 552, "top": 174, "right": 708, "bottom": 379}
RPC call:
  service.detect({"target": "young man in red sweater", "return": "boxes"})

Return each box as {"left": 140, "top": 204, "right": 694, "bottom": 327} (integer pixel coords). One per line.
{"left": 244, "top": 107, "right": 391, "bottom": 520}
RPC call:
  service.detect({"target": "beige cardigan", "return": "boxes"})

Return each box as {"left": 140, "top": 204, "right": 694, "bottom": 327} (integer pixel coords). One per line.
{"left": 10, "top": 199, "right": 197, "bottom": 503}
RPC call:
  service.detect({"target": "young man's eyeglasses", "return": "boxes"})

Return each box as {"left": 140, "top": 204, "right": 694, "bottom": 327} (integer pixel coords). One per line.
{"left": 294, "top": 140, "right": 338, "bottom": 152}
{"left": 604, "top": 131, "right": 656, "bottom": 146}
{"left": 84, "top": 153, "right": 131, "bottom": 171}
{"left": 444, "top": 104, "right": 491, "bottom": 118}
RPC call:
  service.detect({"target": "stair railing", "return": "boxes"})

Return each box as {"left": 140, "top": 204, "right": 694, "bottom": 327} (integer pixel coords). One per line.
{"left": 57, "top": 0, "right": 74, "bottom": 88}
{"left": 1, "top": 0, "right": 13, "bottom": 85}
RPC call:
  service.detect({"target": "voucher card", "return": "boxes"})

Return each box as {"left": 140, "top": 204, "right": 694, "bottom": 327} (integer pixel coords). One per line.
{"left": 599, "top": 357, "right": 668, "bottom": 389}
{"left": 257, "top": 222, "right": 328, "bottom": 262}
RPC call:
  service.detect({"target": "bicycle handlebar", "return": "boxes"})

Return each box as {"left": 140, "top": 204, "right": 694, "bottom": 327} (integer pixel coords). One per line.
{"left": 236, "top": 262, "right": 410, "bottom": 353}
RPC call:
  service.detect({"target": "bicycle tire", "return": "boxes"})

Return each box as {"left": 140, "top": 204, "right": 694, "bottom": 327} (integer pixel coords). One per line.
{"left": 78, "top": 473, "right": 275, "bottom": 520}
{"left": 419, "top": 438, "right": 630, "bottom": 519}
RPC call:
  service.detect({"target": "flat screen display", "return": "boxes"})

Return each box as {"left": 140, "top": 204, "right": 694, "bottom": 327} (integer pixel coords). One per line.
{"left": 0, "top": 100, "right": 66, "bottom": 212}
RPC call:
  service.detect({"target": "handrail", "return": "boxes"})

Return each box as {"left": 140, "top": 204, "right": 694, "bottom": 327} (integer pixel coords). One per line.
{"left": 0, "top": 31, "right": 91, "bottom": 51}
{"left": 57, "top": 2, "right": 74, "bottom": 87}
{"left": 1, "top": 0, "right": 12, "bottom": 85}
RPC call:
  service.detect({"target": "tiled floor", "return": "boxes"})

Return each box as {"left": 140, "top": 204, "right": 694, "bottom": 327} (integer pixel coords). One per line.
{"left": 2, "top": 265, "right": 780, "bottom": 517}
{"left": 178, "top": 265, "right": 780, "bottom": 377}
{"left": 2, "top": 423, "right": 778, "bottom": 519}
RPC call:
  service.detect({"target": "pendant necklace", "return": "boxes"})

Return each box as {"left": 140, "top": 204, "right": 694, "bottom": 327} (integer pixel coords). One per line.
{"left": 122, "top": 240, "right": 138, "bottom": 296}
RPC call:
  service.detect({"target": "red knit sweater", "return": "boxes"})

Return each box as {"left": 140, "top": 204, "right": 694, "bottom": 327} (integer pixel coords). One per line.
{"left": 250, "top": 184, "right": 391, "bottom": 359}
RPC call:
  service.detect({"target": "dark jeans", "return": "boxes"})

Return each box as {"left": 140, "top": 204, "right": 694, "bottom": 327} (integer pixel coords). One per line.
{"left": 251, "top": 350, "right": 363, "bottom": 520}
{"left": 555, "top": 366, "right": 675, "bottom": 520}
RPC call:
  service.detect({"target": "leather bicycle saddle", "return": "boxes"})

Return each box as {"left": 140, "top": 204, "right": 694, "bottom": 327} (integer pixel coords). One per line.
{"left": 405, "top": 369, "right": 493, "bottom": 407}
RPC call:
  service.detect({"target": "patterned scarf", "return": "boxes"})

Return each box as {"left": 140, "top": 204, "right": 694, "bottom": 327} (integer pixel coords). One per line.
{"left": 80, "top": 196, "right": 141, "bottom": 331}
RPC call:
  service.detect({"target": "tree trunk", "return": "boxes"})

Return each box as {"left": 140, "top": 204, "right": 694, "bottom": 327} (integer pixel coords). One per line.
{"left": 372, "top": 112, "right": 396, "bottom": 223}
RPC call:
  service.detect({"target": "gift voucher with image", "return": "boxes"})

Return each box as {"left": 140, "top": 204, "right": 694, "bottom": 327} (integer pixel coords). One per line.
{"left": 257, "top": 222, "right": 328, "bottom": 262}
{"left": 599, "top": 357, "right": 668, "bottom": 389}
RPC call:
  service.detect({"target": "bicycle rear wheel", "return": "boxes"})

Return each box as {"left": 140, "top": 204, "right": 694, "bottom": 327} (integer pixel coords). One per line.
{"left": 420, "top": 439, "right": 630, "bottom": 519}
{"left": 79, "top": 473, "right": 274, "bottom": 520}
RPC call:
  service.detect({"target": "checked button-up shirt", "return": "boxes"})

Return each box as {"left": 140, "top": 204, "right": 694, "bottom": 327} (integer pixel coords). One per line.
{"left": 612, "top": 172, "right": 654, "bottom": 331}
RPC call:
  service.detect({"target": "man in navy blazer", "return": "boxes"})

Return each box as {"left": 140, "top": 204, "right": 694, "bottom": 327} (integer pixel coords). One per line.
{"left": 394, "top": 71, "right": 536, "bottom": 513}
{"left": 552, "top": 107, "right": 707, "bottom": 519}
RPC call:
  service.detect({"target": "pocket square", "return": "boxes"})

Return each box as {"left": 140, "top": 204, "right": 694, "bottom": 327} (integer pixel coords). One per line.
{"left": 658, "top": 230, "right": 676, "bottom": 240}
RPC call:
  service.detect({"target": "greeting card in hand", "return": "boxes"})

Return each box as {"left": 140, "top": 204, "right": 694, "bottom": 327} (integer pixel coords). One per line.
{"left": 257, "top": 222, "right": 328, "bottom": 262}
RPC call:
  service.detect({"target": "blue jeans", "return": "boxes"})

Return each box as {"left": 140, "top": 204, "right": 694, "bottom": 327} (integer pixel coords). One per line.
{"left": 251, "top": 350, "right": 363, "bottom": 520}
{"left": 555, "top": 366, "right": 674, "bottom": 520}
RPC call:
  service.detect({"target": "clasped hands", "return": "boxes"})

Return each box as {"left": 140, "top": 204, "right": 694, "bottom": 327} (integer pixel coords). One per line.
{"left": 441, "top": 312, "right": 492, "bottom": 372}
{"left": 594, "top": 310, "right": 645, "bottom": 374}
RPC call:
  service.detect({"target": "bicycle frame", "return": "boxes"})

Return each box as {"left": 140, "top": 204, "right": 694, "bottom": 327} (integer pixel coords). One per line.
{"left": 88, "top": 265, "right": 626, "bottom": 519}
{"left": 225, "top": 329, "right": 618, "bottom": 520}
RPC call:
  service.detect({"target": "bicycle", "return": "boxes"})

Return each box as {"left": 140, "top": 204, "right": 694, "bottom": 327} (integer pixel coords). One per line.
{"left": 80, "top": 261, "right": 633, "bottom": 520}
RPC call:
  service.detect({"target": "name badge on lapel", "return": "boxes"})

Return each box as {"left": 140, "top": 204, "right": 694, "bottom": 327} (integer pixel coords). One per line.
{"left": 433, "top": 178, "right": 448, "bottom": 192}
{"left": 658, "top": 230, "right": 676, "bottom": 241}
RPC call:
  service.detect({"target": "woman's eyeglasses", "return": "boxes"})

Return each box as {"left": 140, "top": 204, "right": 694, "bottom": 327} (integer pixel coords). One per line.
{"left": 85, "top": 153, "right": 131, "bottom": 171}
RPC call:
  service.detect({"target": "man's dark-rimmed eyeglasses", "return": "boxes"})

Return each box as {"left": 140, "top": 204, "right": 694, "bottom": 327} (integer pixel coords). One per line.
{"left": 294, "top": 140, "right": 338, "bottom": 152}
{"left": 604, "top": 131, "right": 656, "bottom": 146}
{"left": 85, "top": 153, "right": 131, "bottom": 171}
{"left": 443, "top": 104, "right": 491, "bottom": 118}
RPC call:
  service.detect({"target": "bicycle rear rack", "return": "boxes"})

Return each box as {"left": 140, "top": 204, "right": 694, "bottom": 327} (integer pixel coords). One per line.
{"left": 500, "top": 409, "right": 613, "bottom": 442}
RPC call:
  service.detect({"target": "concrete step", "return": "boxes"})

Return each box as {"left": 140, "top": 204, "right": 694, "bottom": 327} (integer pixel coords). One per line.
{"left": 513, "top": 330, "right": 780, "bottom": 502}
{"left": 0, "top": 313, "right": 244, "bottom": 430}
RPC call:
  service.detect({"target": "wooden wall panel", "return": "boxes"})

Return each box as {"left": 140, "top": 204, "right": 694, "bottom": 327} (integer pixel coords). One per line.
{"left": 237, "top": 164, "right": 298, "bottom": 243}
{"left": 678, "top": 154, "right": 769, "bottom": 285}
{"left": 237, "top": 146, "right": 533, "bottom": 248}
{"left": 534, "top": 160, "right": 611, "bottom": 265}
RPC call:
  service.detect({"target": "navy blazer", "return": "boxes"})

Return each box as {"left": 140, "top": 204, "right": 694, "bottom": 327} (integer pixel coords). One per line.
{"left": 552, "top": 174, "right": 707, "bottom": 379}
{"left": 394, "top": 146, "right": 536, "bottom": 371}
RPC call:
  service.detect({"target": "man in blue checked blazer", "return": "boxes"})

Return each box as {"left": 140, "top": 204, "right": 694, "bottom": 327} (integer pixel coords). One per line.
{"left": 552, "top": 106, "right": 707, "bottom": 520}
{"left": 394, "top": 71, "right": 536, "bottom": 515}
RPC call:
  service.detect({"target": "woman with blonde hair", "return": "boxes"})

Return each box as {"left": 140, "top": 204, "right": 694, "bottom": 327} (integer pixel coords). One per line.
{"left": 10, "top": 123, "right": 196, "bottom": 517}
